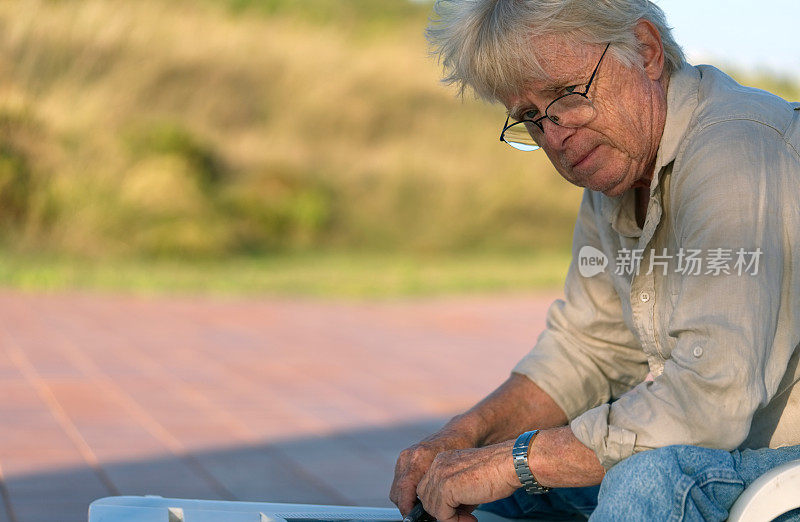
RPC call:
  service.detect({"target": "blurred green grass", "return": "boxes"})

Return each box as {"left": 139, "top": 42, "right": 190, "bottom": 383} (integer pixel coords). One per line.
{"left": 0, "top": 0, "right": 797, "bottom": 296}
{"left": 0, "top": 250, "right": 570, "bottom": 298}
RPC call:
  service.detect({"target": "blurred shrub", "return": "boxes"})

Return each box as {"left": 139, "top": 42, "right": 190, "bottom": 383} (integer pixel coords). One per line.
{"left": 124, "top": 122, "right": 226, "bottom": 190}
{"left": 0, "top": 140, "right": 32, "bottom": 225}
{"left": 221, "top": 165, "right": 334, "bottom": 251}
{"left": 0, "top": 106, "right": 57, "bottom": 240}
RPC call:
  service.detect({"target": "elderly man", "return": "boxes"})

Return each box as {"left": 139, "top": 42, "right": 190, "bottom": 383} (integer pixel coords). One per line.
{"left": 389, "top": 1, "right": 800, "bottom": 521}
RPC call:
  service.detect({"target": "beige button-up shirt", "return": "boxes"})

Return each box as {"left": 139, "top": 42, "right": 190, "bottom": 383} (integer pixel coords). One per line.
{"left": 513, "top": 63, "right": 800, "bottom": 469}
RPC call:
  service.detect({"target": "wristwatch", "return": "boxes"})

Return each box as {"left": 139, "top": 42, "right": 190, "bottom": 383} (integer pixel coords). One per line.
{"left": 512, "top": 430, "right": 551, "bottom": 495}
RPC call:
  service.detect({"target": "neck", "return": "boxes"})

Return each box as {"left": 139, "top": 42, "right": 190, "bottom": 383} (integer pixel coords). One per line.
{"left": 632, "top": 71, "right": 670, "bottom": 192}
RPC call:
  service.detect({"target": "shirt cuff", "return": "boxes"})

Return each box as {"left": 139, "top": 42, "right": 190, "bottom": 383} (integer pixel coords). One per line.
{"left": 570, "top": 403, "right": 637, "bottom": 470}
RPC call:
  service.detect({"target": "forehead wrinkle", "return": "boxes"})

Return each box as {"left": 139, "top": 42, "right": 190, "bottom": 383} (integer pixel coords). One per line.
{"left": 537, "top": 62, "right": 590, "bottom": 89}
{"left": 529, "top": 36, "right": 601, "bottom": 86}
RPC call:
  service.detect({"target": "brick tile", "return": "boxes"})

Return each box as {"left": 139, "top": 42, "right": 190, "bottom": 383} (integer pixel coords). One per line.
{"left": 0, "top": 290, "right": 557, "bottom": 520}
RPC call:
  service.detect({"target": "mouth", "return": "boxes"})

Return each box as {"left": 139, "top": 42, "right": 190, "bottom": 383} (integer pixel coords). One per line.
{"left": 570, "top": 145, "right": 600, "bottom": 170}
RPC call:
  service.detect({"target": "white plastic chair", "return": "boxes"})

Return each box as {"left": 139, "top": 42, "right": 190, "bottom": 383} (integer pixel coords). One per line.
{"left": 727, "top": 458, "right": 800, "bottom": 522}
{"left": 88, "top": 462, "right": 800, "bottom": 522}
{"left": 88, "top": 497, "right": 404, "bottom": 522}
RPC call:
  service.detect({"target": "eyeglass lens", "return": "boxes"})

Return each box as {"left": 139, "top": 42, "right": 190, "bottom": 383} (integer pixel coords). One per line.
{"left": 502, "top": 93, "right": 596, "bottom": 149}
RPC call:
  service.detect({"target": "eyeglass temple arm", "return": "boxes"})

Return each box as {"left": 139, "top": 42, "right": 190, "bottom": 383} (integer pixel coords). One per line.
{"left": 583, "top": 43, "right": 611, "bottom": 94}
{"left": 500, "top": 114, "right": 511, "bottom": 141}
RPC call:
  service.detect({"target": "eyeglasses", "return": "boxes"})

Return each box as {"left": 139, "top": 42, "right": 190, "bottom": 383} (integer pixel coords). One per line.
{"left": 500, "top": 43, "right": 611, "bottom": 152}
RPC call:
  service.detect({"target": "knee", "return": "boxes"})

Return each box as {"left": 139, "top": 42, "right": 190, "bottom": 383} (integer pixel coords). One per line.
{"left": 591, "top": 447, "right": 688, "bottom": 521}
{"left": 598, "top": 445, "right": 737, "bottom": 508}
{"left": 600, "top": 446, "right": 684, "bottom": 500}
{"left": 594, "top": 446, "right": 746, "bottom": 521}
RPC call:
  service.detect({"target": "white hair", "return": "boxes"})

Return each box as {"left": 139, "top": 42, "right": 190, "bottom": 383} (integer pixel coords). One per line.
{"left": 426, "top": 0, "right": 686, "bottom": 101}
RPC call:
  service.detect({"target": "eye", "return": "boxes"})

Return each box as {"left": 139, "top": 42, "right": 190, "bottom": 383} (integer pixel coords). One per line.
{"left": 564, "top": 85, "right": 579, "bottom": 94}
{"left": 521, "top": 109, "right": 540, "bottom": 120}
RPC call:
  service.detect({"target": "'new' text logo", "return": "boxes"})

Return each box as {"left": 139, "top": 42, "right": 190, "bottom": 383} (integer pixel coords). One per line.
{"left": 578, "top": 246, "right": 608, "bottom": 278}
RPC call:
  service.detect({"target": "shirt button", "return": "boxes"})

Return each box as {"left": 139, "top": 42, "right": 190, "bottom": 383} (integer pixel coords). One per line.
{"left": 639, "top": 292, "right": 651, "bottom": 303}
{"left": 693, "top": 345, "right": 704, "bottom": 358}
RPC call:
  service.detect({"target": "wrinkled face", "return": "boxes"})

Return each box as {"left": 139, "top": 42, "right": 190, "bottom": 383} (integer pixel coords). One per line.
{"left": 501, "top": 34, "right": 668, "bottom": 197}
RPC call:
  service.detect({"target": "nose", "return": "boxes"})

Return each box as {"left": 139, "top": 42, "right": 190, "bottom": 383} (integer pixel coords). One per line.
{"left": 540, "top": 117, "right": 578, "bottom": 151}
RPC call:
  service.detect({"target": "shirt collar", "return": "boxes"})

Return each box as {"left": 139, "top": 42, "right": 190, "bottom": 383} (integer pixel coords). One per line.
{"left": 652, "top": 63, "right": 701, "bottom": 179}
{"left": 599, "top": 63, "right": 701, "bottom": 233}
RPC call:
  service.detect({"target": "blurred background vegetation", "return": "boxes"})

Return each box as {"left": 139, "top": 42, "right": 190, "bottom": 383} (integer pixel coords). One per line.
{"left": 1, "top": 0, "right": 797, "bottom": 296}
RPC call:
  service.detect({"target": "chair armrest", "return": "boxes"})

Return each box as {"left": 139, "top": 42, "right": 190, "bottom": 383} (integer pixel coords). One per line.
{"left": 727, "top": 458, "right": 800, "bottom": 522}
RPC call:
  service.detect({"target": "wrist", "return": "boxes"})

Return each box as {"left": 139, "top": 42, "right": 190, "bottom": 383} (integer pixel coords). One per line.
{"left": 484, "top": 440, "right": 525, "bottom": 493}
{"left": 512, "top": 430, "right": 551, "bottom": 494}
{"left": 506, "top": 439, "right": 523, "bottom": 488}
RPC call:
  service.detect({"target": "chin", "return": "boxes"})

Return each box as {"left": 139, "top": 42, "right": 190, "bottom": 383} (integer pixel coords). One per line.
{"left": 569, "top": 168, "right": 630, "bottom": 197}
{"left": 565, "top": 147, "right": 639, "bottom": 197}
{"left": 597, "top": 181, "right": 629, "bottom": 198}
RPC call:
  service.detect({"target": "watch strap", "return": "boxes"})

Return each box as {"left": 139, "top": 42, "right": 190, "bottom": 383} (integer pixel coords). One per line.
{"left": 512, "top": 430, "right": 551, "bottom": 495}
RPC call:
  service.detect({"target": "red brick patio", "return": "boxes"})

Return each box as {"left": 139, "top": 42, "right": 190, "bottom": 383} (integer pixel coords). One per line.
{"left": 0, "top": 290, "right": 556, "bottom": 522}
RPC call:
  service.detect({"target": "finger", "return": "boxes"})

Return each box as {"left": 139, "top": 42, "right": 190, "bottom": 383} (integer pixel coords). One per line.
{"left": 392, "top": 482, "right": 420, "bottom": 516}
{"left": 415, "top": 473, "right": 432, "bottom": 515}
{"left": 434, "top": 502, "right": 478, "bottom": 522}
{"left": 416, "top": 471, "right": 429, "bottom": 502}
{"left": 439, "top": 509, "right": 478, "bottom": 522}
{"left": 398, "top": 493, "right": 418, "bottom": 516}
{"left": 393, "top": 449, "right": 413, "bottom": 474}
{"left": 423, "top": 499, "right": 454, "bottom": 522}
{"left": 391, "top": 454, "right": 421, "bottom": 513}
{"left": 417, "top": 476, "right": 446, "bottom": 522}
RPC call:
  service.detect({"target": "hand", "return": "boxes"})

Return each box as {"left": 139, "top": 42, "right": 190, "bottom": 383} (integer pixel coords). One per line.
{"left": 390, "top": 433, "right": 473, "bottom": 516}
{"left": 416, "top": 441, "right": 520, "bottom": 522}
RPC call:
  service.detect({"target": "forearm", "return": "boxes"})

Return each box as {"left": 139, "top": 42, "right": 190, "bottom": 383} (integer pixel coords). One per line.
{"left": 528, "top": 425, "right": 605, "bottom": 487}
{"left": 440, "top": 373, "right": 569, "bottom": 448}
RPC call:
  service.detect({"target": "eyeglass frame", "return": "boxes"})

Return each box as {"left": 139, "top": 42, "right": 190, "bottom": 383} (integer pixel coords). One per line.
{"left": 499, "top": 43, "right": 611, "bottom": 149}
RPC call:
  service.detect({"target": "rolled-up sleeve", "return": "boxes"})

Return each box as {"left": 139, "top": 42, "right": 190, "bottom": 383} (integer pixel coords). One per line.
{"left": 570, "top": 119, "right": 800, "bottom": 469}
{"left": 513, "top": 189, "right": 649, "bottom": 422}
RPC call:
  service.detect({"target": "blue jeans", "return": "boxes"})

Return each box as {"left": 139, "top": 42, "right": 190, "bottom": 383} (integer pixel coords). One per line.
{"left": 480, "top": 445, "right": 800, "bottom": 521}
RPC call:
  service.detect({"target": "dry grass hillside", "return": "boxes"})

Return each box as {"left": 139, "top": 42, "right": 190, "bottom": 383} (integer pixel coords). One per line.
{"left": 1, "top": 0, "right": 797, "bottom": 260}
{"left": 0, "top": 0, "right": 579, "bottom": 259}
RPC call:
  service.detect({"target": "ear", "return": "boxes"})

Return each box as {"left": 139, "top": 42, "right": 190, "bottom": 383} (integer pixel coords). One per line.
{"left": 634, "top": 18, "right": 665, "bottom": 81}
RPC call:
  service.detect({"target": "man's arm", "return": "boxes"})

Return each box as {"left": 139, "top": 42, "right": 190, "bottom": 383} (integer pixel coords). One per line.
{"left": 392, "top": 190, "right": 648, "bottom": 515}
{"left": 461, "top": 373, "right": 571, "bottom": 444}
{"left": 390, "top": 374, "right": 568, "bottom": 516}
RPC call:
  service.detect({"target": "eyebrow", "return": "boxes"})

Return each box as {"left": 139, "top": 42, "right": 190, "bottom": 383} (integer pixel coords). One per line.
{"left": 541, "top": 81, "right": 566, "bottom": 92}
{"left": 507, "top": 103, "right": 528, "bottom": 121}
{"left": 508, "top": 86, "right": 560, "bottom": 120}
